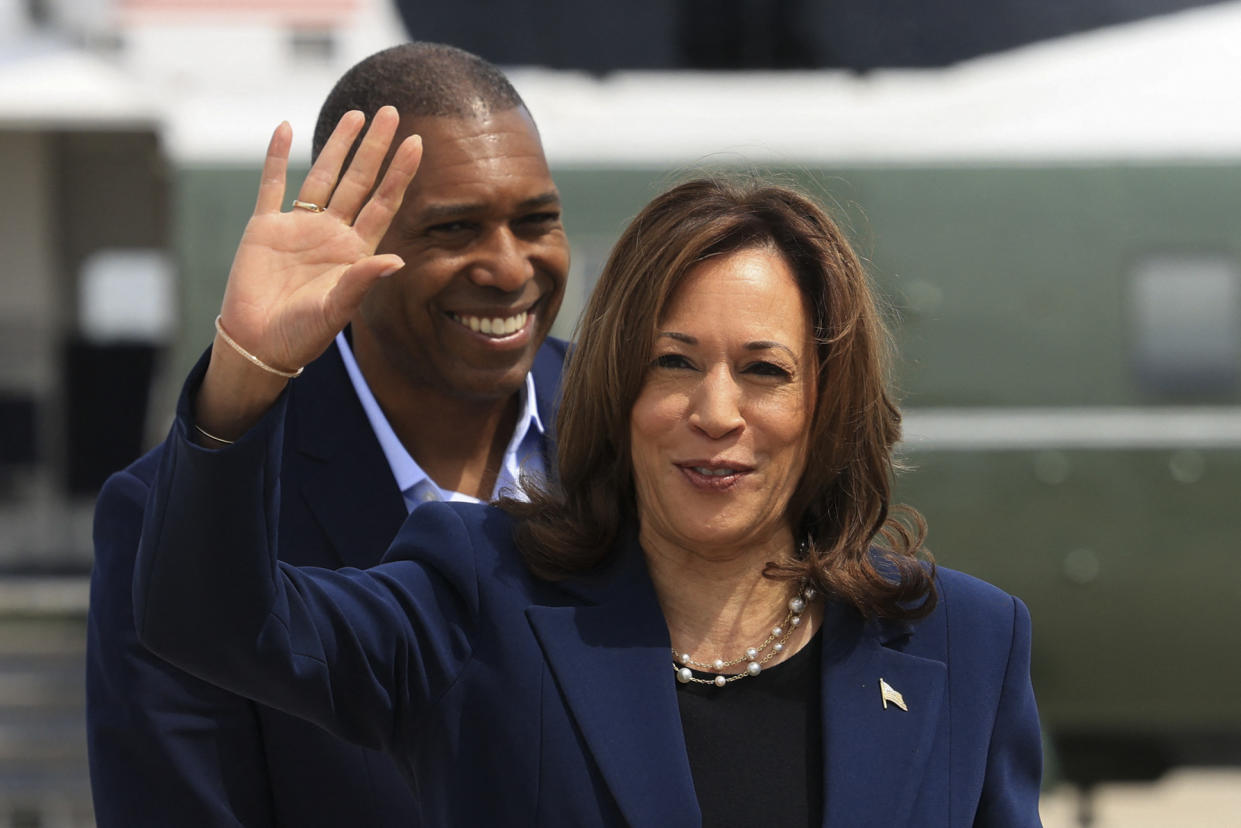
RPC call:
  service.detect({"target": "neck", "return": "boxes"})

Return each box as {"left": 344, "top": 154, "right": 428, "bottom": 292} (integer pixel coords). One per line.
{"left": 643, "top": 529, "right": 821, "bottom": 669}
{"left": 387, "top": 389, "right": 519, "bottom": 500}
{"left": 351, "top": 340, "right": 523, "bottom": 502}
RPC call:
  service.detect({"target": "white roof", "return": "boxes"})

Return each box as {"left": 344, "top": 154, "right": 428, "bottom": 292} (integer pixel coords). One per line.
{"left": 519, "top": 1, "right": 1241, "bottom": 165}
{"left": 4, "top": 0, "right": 1241, "bottom": 164}
{"left": 0, "top": 46, "right": 158, "bottom": 129}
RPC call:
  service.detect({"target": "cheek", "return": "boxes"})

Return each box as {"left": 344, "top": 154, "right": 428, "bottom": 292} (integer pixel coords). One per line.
{"left": 753, "top": 398, "right": 813, "bottom": 476}
{"left": 534, "top": 270, "right": 567, "bottom": 326}
{"left": 360, "top": 279, "right": 400, "bottom": 327}
{"left": 753, "top": 389, "right": 811, "bottom": 436}
{"left": 543, "top": 237, "right": 571, "bottom": 282}
{"left": 631, "top": 384, "right": 686, "bottom": 438}
{"left": 390, "top": 267, "right": 453, "bottom": 313}
{"left": 629, "top": 386, "right": 683, "bottom": 470}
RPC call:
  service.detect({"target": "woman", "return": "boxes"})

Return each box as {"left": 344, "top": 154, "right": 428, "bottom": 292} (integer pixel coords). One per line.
{"left": 134, "top": 108, "right": 1042, "bottom": 826}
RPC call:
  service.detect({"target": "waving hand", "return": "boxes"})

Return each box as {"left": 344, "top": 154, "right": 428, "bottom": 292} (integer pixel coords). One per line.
{"left": 197, "top": 106, "right": 422, "bottom": 441}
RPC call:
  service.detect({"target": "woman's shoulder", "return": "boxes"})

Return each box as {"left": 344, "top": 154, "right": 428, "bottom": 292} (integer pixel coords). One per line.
{"left": 923, "top": 565, "right": 1032, "bottom": 654}
{"left": 381, "top": 501, "right": 536, "bottom": 590}
{"left": 386, "top": 500, "right": 515, "bottom": 554}
{"left": 932, "top": 566, "right": 1024, "bottom": 613}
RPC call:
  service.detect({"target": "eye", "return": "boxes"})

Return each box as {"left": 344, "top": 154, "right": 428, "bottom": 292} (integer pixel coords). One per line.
{"left": 514, "top": 212, "right": 562, "bottom": 236}
{"left": 652, "top": 353, "right": 694, "bottom": 370}
{"left": 518, "top": 211, "right": 561, "bottom": 225}
{"left": 744, "top": 360, "right": 792, "bottom": 379}
{"left": 426, "top": 220, "right": 477, "bottom": 236}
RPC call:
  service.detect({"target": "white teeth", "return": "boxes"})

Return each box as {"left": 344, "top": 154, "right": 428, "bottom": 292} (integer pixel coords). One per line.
{"left": 692, "top": 467, "right": 735, "bottom": 477}
{"left": 451, "top": 311, "right": 528, "bottom": 338}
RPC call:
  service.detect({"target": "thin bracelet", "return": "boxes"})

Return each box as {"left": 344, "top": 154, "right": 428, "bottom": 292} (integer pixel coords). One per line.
{"left": 194, "top": 423, "right": 236, "bottom": 446}
{"left": 214, "top": 315, "right": 304, "bottom": 379}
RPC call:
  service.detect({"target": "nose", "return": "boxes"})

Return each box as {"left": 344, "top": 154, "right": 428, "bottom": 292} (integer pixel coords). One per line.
{"left": 467, "top": 226, "right": 535, "bottom": 293}
{"left": 688, "top": 366, "right": 745, "bottom": 439}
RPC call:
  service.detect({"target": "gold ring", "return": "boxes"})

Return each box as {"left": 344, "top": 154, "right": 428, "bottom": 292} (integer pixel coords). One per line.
{"left": 292, "top": 199, "right": 325, "bottom": 213}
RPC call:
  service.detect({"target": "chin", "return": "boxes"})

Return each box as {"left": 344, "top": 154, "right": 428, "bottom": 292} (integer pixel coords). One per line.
{"left": 670, "top": 521, "right": 762, "bottom": 552}
{"left": 449, "top": 365, "right": 531, "bottom": 402}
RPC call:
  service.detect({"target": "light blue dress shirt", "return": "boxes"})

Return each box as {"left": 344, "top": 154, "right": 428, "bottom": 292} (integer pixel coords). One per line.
{"left": 335, "top": 332, "right": 548, "bottom": 513}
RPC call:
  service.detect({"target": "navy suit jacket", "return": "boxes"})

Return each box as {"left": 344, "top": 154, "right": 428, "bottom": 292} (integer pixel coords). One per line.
{"left": 87, "top": 338, "right": 568, "bottom": 827}
{"left": 131, "top": 375, "right": 1043, "bottom": 827}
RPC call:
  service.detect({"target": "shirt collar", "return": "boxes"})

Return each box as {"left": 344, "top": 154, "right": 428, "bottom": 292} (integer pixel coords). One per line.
{"left": 335, "top": 331, "right": 545, "bottom": 506}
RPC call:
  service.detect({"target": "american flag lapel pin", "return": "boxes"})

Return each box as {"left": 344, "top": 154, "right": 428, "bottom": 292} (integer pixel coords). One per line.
{"left": 879, "top": 677, "right": 908, "bottom": 711}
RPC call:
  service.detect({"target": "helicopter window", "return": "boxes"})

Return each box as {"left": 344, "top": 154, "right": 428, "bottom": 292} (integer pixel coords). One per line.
{"left": 1129, "top": 252, "right": 1241, "bottom": 397}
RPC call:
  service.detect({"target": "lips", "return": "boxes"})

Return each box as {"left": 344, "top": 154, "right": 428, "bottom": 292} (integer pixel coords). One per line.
{"left": 676, "top": 460, "right": 754, "bottom": 491}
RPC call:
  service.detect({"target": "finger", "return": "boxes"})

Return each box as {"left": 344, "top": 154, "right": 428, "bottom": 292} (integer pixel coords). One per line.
{"left": 254, "top": 122, "right": 292, "bottom": 215}
{"left": 322, "top": 254, "right": 406, "bottom": 328}
{"left": 297, "top": 110, "right": 366, "bottom": 208}
{"left": 326, "top": 105, "right": 400, "bottom": 220}
{"left": 352, "top": 133, "right": 423, "bottom": 248}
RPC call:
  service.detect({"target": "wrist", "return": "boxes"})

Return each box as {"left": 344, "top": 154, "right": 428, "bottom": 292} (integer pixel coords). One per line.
{"left": 193, "top": 334, "right": 291, "bottom": 444}
{"left": 213, "top": 315, "right": 304, "bottom": 379}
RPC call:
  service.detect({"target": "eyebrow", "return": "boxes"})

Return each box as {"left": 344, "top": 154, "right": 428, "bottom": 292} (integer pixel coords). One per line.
{"left": 656, "top": 331, "right": 800, "bottom": 361}
{"left": 416, "top": 191, "right": 561, "bottom": 224}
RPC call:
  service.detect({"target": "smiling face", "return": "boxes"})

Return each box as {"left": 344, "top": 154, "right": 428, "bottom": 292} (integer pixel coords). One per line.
{"left": 629, "top": 245, "right": 815, "bottom": 559}
{"left": 352, "top": 106, "right": 570, "bottom": 402}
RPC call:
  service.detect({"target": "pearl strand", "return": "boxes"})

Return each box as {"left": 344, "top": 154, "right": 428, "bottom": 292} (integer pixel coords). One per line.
{"left": 672, "top": 583, "right": 816, "bottom": 688}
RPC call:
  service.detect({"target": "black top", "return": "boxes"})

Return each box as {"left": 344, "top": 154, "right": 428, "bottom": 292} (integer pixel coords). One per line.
{"left": 675, "top": 631, "right": 824, "bottom": 828}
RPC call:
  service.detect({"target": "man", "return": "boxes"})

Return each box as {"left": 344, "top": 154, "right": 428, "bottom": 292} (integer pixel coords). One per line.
{"left": 86, "top": 43, "right": 570, "bottom": 826}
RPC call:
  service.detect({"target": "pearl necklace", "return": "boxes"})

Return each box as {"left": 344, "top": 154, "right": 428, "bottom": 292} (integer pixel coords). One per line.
{"left": 672, "top": 583, "right": 816, "bottom": 688}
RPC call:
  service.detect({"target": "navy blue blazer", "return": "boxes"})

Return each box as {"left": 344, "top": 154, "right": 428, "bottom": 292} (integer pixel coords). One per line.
{"left": 132, "top": 377, "right": 1043, "bottom": 827}
{"left": 87, "top": 338, "right": 568, "bottom": 827}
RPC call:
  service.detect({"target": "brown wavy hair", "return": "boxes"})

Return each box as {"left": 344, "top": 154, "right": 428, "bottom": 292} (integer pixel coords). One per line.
{"left": 502, "top": 176, "right": 935, "bottom": 620}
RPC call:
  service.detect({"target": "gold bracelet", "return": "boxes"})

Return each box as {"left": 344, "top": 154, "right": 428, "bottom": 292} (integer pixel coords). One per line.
{"left": 194, "top": 423, "right": 236, "bottom": 446}
{"left": 214, "top": 315, "right": 304, "bottom": 379}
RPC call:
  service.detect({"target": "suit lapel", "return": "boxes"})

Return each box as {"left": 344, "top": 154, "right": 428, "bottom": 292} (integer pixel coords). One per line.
{"left": 525, "top": 543, "right": 700, "bottom": 828}
{"left": 284, "top": 344, "right": 407, "bottom": 570}
{"left": 525, "top": 530, "right": 947, "bottom": 828}
{"left": 530, "top": 338, "right": 568, "bottom": 478}
{"left": 819, "top": 602, "right": 946, "bottom": 827}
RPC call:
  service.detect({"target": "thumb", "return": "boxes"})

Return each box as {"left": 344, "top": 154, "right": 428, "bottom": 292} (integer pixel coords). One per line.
{"left": 324, "top": 254, "right": 405, "bottom": 327}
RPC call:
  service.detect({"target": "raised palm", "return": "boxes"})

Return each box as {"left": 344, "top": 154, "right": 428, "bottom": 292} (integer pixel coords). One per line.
{"left": 217, "top": 106, "right": 422, "bottom": 373}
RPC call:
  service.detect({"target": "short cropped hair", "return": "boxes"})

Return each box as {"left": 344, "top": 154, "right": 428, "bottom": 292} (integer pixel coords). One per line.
{"left": 312, "top": 42, "right": 527, "bottom": 161}
{"left": 505, "top": 177, "right": 935, "bottom": 621}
